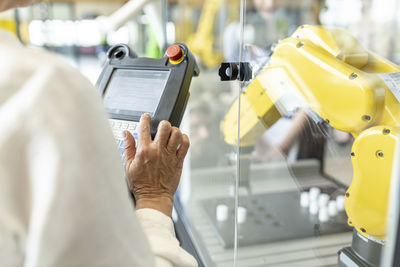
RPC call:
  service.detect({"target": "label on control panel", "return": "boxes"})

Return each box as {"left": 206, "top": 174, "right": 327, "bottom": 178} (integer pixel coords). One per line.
{"left": 378, "top": 72, "right": 400, "bottom": 103}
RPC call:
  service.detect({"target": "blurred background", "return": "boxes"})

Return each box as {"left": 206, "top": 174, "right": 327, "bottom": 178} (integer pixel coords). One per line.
{"left": 2, "top": 0, "right": 400, "bottom": 266}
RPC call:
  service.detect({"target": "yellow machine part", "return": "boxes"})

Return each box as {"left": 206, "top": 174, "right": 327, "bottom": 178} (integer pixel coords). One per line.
{"left": 221, "top": 24, "right": 400, "bottom": 241}
{"left": 290, "top": 25, "right": 400, "bottom": 131}
{"left": 346, "top": 126, "right": 398, "bottom": 240}
{"left": 0, "top": 19, "right": 17, "bottom": 35}
{"left": 269, "top": 26, "right": 400, "bottom": 240}
{"left": 221, "top": 78, "right": 281, "bottom": 147}
{"left": 268, "top": 37, "right": 386, "bottom": 134}
{"left": 293, "top": 25, "right": 369, "bottom": 69}
{"left": 186, "top": 0, "right": 224, "bottom": 68}
{"left": 362, "top": 52, "right": 400, "bottom": 127}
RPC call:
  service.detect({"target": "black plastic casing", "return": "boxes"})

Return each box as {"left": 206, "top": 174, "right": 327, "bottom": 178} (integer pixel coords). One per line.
{"left": 96, "top": 43, "right": 199, "bottom": 138}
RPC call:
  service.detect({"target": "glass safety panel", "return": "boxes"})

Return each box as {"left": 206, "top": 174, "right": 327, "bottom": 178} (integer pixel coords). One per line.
{"left": 233, "top": 0, "right": 400, "bottom": 266}
{"left": 168, "top": 0, "right": 243, "bottom": 266}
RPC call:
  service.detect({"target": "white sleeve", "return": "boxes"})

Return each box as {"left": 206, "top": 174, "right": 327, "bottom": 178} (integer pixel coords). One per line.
{"left": 1, "top": 61, "right": 156, "bottom": 267}
{"left": 136, "top": 209, "right": 198, "bottom": 267}
{"left": 29, "top": 63, "right": 160, "bottom": 267}
{"left": 0, "top": 39, "right": 198, "bottom": 267}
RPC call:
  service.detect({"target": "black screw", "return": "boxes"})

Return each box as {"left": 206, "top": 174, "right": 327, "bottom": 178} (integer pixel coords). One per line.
{"left": 362, "top": 115, "right": 371, "bottom": 121}
{"left": 378, "top": 152, "right": 384, "bottom": 157}
{"left": 351, "top": 152, "right": 355, "bottom": 157}
{"left": 296, "top": 42, "right": 304, "bottom": 48}
{"left": 383, "top": 129, "right": 390, "bottom": 134}
{"left": 350, "top": 73, "right": 358, "bottom": 79}
{"left": 361, "top": 228, "right": 366, "bottom": 233}
{"left": 346, "top": 193, "right": 350, "bottom": 197}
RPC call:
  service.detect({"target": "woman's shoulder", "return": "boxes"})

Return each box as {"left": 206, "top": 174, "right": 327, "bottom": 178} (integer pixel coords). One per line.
{"left": 0, "top": 33, "right": 76, "bottom": 78}
{"left": 0, "top": 31, "right": 96, "bottom": 104}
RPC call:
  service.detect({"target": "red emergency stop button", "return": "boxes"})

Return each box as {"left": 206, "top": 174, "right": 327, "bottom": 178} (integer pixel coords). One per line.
{"left": 166, "top": 45, "right": 184, "bottom": 64}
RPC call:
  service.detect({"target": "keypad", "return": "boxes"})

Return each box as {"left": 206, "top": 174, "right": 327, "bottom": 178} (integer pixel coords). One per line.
{"left": 109, "top": 119, "right": 139, "bottom": 155}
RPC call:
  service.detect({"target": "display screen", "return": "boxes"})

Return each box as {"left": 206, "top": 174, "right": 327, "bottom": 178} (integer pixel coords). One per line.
{"left": 104, "top": 69, "right": 171, "bottom": 117}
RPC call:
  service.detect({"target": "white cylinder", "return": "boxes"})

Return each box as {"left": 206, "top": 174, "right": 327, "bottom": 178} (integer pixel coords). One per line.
{"left": 318, "top": 193, "right": 330, "bottom": 207}
{"left": 238, "top": 206, "right": 247, "bottom": 224}
{"left": 229, "top": 185, "right": 235, "bottom": 197}
{"left": 318, "top": 206, "right": 329, "bottom": 222}
{"left": 300, "top": 192, "right": 310, "bottom": 208}
{"left": 216, "top": 204, "right": 229, "bottom": 222}
{"left": 309, "top": 202, "right": 319, "bottom": 215}
{"left": 328, "top": 200, "right": 338, "bottom": 217}
{"left": 336, "top": 195, "right": 345, "bottom": 211}
{"left": 309, "top": 187, "right": 321, "bottom": 201}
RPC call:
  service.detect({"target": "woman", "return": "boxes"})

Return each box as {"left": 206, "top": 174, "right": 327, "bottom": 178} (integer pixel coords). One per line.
{"left": 0, "top": 1, "right": 196, "bottom": 266}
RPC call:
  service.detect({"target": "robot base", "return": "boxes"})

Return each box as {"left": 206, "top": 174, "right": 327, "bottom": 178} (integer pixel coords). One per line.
{"left": 338, "top": 229, "right": 384, "bottom": 267}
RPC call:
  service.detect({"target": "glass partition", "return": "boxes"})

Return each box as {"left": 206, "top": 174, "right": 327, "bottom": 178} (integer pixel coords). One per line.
{"left": 233, "top": 0, "right": 400, "bottom": 266}
{"left": 170, "top": 1, "right": 243, "bottom": 266}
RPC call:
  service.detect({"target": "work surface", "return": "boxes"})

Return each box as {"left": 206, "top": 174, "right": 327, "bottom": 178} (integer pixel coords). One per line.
{"left": 202, "top": 190, "right": 351, "bottom": 248}
{"left": 178, "top": 160, "right": 352, "bottom": 267}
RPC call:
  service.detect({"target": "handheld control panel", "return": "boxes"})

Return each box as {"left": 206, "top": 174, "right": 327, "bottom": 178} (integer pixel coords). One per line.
{"left": 96, "top": 44, "right": 199, "bottom": 153}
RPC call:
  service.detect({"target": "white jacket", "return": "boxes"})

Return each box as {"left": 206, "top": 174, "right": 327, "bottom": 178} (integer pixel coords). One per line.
{"left": 0, "top": 30, "right": 197, "bottom": 267}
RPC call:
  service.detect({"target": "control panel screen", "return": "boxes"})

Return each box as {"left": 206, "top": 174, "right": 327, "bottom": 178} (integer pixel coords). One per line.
{"left": 104, "top": 69, "right": 171, "bottom": 117}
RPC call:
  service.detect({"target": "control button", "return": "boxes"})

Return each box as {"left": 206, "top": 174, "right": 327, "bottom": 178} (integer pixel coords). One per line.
{"left": 167, "top": 45, "right": 184, "bottom": 64}
{"left": 128, "top": 123, "right": 137, "bottom": 131}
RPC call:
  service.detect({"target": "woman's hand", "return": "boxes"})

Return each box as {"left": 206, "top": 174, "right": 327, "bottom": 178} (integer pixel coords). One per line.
{"left": 123, "top": 114, "right": 190, "bottom": 217}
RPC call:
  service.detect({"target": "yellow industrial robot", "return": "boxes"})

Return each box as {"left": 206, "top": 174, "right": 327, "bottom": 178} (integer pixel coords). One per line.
{"left": 221, "top": 25, "right": 400, "bottom": 266}
{"left": 187, "top": 0, "right": 240, "bottom": 68}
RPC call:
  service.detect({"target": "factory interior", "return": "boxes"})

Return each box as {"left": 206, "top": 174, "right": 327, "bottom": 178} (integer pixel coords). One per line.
{"left": 1, "top": 0, "right": 400, "bottom": 266}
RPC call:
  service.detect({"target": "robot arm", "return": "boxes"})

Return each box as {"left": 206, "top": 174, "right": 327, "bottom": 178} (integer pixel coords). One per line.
{"left": 221, "top": 25, "right": 400, "bottom": 241}
{"left": 98, "top": 0, "right": 165, "bottom": 50}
